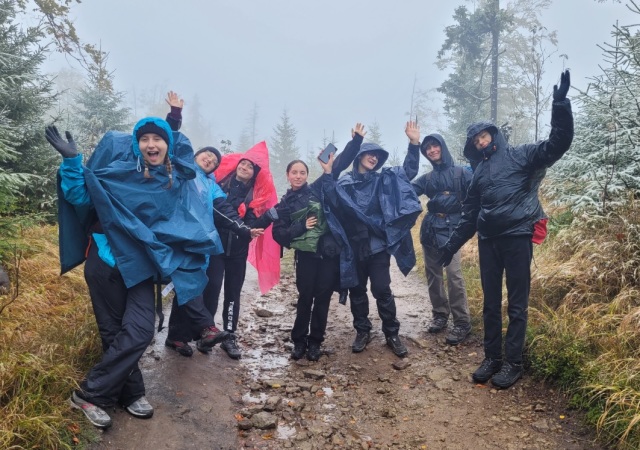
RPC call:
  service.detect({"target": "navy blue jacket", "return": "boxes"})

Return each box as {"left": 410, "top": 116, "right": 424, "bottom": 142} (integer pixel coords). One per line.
{"left": 412, "top": 133, "right": 472, "bottom": 248}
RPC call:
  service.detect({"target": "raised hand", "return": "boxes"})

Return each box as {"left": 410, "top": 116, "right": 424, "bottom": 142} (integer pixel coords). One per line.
{"left": 318, "top": 151, "right": 335, "bottom": 174}
{"left": 553, "top": 70, "right": 570, "bottom": 102}
{"left": 405, "top": 120, "right": 421, "bottom": 145}
{"left": 351, "top": 123, "right": 366, "bottom": 139}
{"left": 45, "top": 126, "right": 78, "bottom": 158}
{"left": 165, "top": 91, "right": 184, "bottom": 109}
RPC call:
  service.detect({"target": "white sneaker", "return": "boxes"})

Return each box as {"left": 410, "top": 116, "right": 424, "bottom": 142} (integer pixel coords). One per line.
{"left": 125, "top": 396, "right": 154, "bottom": 418}
{"left": 69, "top": 392, "right": 112, "bottom": 428}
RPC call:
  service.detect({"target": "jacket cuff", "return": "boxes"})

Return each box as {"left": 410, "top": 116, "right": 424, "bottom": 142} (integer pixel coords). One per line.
{"left": 61, "top": 154, "right": 83, "bottom": 167}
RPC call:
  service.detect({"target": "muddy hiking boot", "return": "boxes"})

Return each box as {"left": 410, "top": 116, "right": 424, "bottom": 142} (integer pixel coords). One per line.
{"left": 428, "top": 315, "right": 448, "bottom": 333}
{"left": 491, "top": 361, "right": 523, "bottom": 389}
{"left": 306, "top": 341, "right": 322, "bottom": 361}
{"left": 165, "top": 338, "right": 194, "bottom": 357}
{"left": 69, "top": 391, "right": 112, "bottom": 429}
{"left": 472, "top": 358, "right": 503, "bottom": 383}
{"left": 351, "top": 331, "right": 372, "bottom": 353}
{"left": 445, "top": 324, "right": 471, "bottom": 345}
{"left": 291, "top": 340, "right": 307, "bottom": 360}
{"left": 386, "top": 334, "right": 408, "bottom": 357}
{"left": 196, "top": 326, "right": 229, "bottom": 353}
{"left": 220, "top": 333, "right": 242, "bottom": 359}
{"left": 124, "top": 396, "right": 154, "bottom": 418}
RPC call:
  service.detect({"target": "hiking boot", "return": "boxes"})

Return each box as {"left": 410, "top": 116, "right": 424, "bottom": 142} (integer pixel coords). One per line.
{"left": 351, "top": 331, "right": 371, "bottom": 353}
{"left": 445, "top": 324, "right": 471, "bottom": 345}
{"left": 472, "top": 358, "right": 503, "bottom": 383}
{"left": 491, "top": 361, "right": 523, "bottom": 389}
{"left": 386, "top": 334, "right": 408, "bottom": 358}
{"left": 200, "top": 326, "right": 229, "bottom": 348}
{"left": 196, "top": 339, "right": 212, "bottom": 354}
{"left": 428, "top": 315, "right": 448, "bottom": 333}
{"left": 125, "top": 396, "right": 154, "bottom": 418}
{"left": 291, "top": 340, "right": 307, "bottom": 360}
{"left": 165, "top": 338, "right": 194, "bottom": 357}
{"left": 306, "top": 341, "right": 322, "bottom": 361}
{"left": 220, "top": 334, "right": 242, "bottom": 359}
{"left": 69, "top": 391, "right": 112, "bottom": 429}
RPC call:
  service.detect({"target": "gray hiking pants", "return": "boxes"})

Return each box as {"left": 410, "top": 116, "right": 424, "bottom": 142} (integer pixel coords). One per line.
{"left": 423, "top": 244, "right": 470, "bottom": 326}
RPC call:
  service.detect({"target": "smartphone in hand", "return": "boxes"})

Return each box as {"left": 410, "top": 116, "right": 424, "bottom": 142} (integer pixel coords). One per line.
{"left": 318, "top": 143, "right": 337, "bottom": 164}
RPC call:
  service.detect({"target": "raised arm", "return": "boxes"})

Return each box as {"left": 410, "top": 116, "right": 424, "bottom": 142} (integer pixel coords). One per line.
{"left": 402, "top": 120, "right": 421, "bottom": 180}
{"left": 46, "top": 126, "right": 92, "bottom": 207}
{"left": 165, "top": 91, "right": 184, "bottom": 131}
{"left": 331, "top": 123, "right": 366, "bottom": 179}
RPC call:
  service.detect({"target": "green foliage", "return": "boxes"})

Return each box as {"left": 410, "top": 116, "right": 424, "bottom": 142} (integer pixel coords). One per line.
{"left": 71, "top": 49, "right": 131, "bottom": 157}
{"left": 0, "top": 0, "right": 58, "bottom": 217}
{"left": 547, "top": 3, "right": 640, "bottom": 214}
{"left": 270, "top": 109, "right": 299, "bottom": 195}
{"left": 436, "top": 0, "right": 556, "bottom": 147}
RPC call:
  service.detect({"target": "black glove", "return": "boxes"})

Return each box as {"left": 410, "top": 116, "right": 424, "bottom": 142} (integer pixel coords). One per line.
{"left": 45, "top": 125, "right": 78, "bottom": 158}
{"left": 553, "top": 70, "right": 570, "bottom": 102}
{"left": 437, "top": 247, "right": 454, "bottom": 267}
{"left": 264, "top": 207, "right": 279, "bottom": 222}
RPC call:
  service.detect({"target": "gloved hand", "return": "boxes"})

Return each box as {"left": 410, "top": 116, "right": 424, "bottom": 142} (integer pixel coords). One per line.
{"left": 553, "top": 70, "right": 570, "bottom": 102}
{"left": 437, "top": 246, "right": 454, "bottom": 267}
{"left": 264, "top": 207, "right": 279, "bottom": 222}
{"left": 45, "top": 125, "right": 78, "bottom": 158}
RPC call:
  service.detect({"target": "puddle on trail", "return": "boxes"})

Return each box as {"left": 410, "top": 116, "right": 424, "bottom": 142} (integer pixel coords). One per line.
{"left": 276, "top": 423, "right": 297, "bottom": 439}
{"left": 242, "top": 345, "right": 290, "bottom": 379}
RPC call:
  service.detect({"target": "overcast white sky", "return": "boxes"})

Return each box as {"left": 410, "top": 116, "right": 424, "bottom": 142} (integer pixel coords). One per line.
{"left": 43, "top": 0, "right": 629, "bottom": 158}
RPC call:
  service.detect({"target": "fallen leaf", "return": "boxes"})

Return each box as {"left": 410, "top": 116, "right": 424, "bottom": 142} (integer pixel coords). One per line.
{"left": 234, "top": 414, "right": 244, "bottom": 421}
{"left": 262, "top": 433, "right": 274, "bottom": 440}
{"left": 67, "top": 423, "right": 80, "bottom": 433}
{"left": 559, "top": 415, "right": 565, "bottom": 419}
{"left": 72, "top": 437, "right": 79, "bottom": 444}
{"left": 475, "top": 384, "right": 487, "bottom": 388}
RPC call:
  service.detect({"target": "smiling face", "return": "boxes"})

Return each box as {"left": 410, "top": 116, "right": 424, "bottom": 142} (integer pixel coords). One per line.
{"left": 358, "top": 151, "right": 379, "bottom": 173}
{"left": 286, "top": 162, "right": 308, "bottom": 190}
{"left": 195, "top": 150, "right": 219, "bottom": 174}
{"left": 138, "top": 133, "right": 168, "bottom": 166}
{"left": 424, "top": 142, "right": 442, "bottom": 164}
{"left": 235, "top": 159, "right": 255, "bottom": 183}
{"left": 473, "top": 130, "right": 492, "bottom": 151}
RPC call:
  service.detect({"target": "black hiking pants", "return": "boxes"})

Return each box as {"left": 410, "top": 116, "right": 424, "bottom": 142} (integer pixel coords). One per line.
{"left": 478, "top": 236, "right": 532, "bottom": 364}
{"left": 167, "top": 294, "right": 215, "bottom": 343}
{"left": 203, "top": 254, "right": 246, "bottom": 333}
{"left": 291, "top": 251, "right": 339, "bottom": 345}
{"left": 80, "top": 244, "right": 155, "bottom": 408}
{"left": 349, "top": 251, "right": 400, "bottom": 337}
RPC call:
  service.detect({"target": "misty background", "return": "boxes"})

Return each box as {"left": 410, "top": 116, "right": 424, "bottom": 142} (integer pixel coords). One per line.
{"left": 26, "top": 0, "right": 631, "bottom": 194}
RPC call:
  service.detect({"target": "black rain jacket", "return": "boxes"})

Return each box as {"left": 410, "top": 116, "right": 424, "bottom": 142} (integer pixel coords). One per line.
{"left": 445, "top": 98, "right": 574, "bottom": 253}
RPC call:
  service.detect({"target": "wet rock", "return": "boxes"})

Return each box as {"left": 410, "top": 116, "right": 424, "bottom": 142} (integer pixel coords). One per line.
{"left": 532, "top": 419, "right": 550, "bottom": 432}
{"left": 407, "top": 336, "right": 430, "bottom": 349}
{"left": 435, "top": 379, "right": 454, "bottom": 390}
{"left": 263, "top": 396, "right": 282, "bottom": 412}
{"left": 427, "top": 368, "right": 451, "bottom": 382}
{"left": 252, "top": 411, "right": 277, "bottom": 429}
{"left": 295, "top": 359, "right": 310, "bottom": 367}
{"left": 237, "top": 418, "right": 253, "bottom": 430}
{"left": 380, "top": 407, "right": 397, "bottom": 418}
{"left": 392, "top": 360, "right": 411, "bottom": 370}
{"left": 508, "top": 416, "right": 521, "bottom": 422}
{"left": 302, "top": 369, "right": 325, "bottom": 380}
{"left": 378, "top": 375, "right": 390, "bottom": 382}
{"left": 263, "top": 379, "right": 287, "bottom": 388}
{"left": 285, "top": 386, "right": 301, "bottom": 394}
{"left": 255, "top": 308, "right": 274, "bottom": 318}
{"left": 279, "top": 324, "right": 293, "bottom": 332}
{"left": 297, "top": 382, "right": 313, "bottom": 391}
{"left": 249, "top": 382, "right": 262, "bottom": 391}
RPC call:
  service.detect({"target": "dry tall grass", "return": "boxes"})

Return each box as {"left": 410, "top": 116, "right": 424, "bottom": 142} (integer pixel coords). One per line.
{"left": 0, "top": 225, "right": 101, "bottom": 449}
{"left": 528, "top": 202, "right": 640, "bottom": 449}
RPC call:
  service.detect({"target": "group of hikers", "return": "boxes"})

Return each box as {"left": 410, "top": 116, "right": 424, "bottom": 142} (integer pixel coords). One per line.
{"left": 46, "top": 70, "right": 573, "bottom": 429}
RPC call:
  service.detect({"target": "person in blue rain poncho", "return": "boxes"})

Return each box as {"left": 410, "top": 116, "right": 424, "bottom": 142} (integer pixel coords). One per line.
{"left": 47, "top": 117, "right": 229, "bottom": 429}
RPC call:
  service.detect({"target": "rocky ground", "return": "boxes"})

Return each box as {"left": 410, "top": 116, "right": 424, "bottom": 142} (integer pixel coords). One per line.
{"left": 90, "top": 257, "right": 603, "bottom": 450}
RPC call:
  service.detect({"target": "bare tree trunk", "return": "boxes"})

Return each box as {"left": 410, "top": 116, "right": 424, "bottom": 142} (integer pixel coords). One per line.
{"left": 490, "top": 0, "right": 499, "bottom": 123}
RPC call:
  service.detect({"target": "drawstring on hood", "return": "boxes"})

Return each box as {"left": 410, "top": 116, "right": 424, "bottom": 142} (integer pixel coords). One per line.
{"left": 463, "top": 122, "right": 502, "bottom": 164}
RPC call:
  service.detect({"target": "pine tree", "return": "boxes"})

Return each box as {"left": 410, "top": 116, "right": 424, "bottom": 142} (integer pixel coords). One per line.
{"left": 0, "top": 0, "right": 57, "bottom": 215}
{"left": 367, "top": 120, "right": 384, "bottom": 147}
{"left": 548, "top": 12, "right": 640, "bottom": 213}
{"left": 270, "top": 109, "right": 299, "bottom": 195}
{"left": 72, "top": 48, "right": 131, "bottom": 157}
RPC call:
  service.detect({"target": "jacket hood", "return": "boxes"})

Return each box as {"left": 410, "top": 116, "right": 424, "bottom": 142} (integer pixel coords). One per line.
{"left": 463, "top": 122, "right": 506, "bottom": 163}
{"left": 420, "top": 133, "right": 454, "bottom": 170}
{"left": 353, "top": 142, "right": 389, "bottom": 172}
{"left": 131, "top": 117, "right": 174, "bottom": 159}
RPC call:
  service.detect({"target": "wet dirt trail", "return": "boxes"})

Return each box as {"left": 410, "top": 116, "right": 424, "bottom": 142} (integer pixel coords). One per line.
{"left": 91, "top": 258, "right": 602, "bottom": 450}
